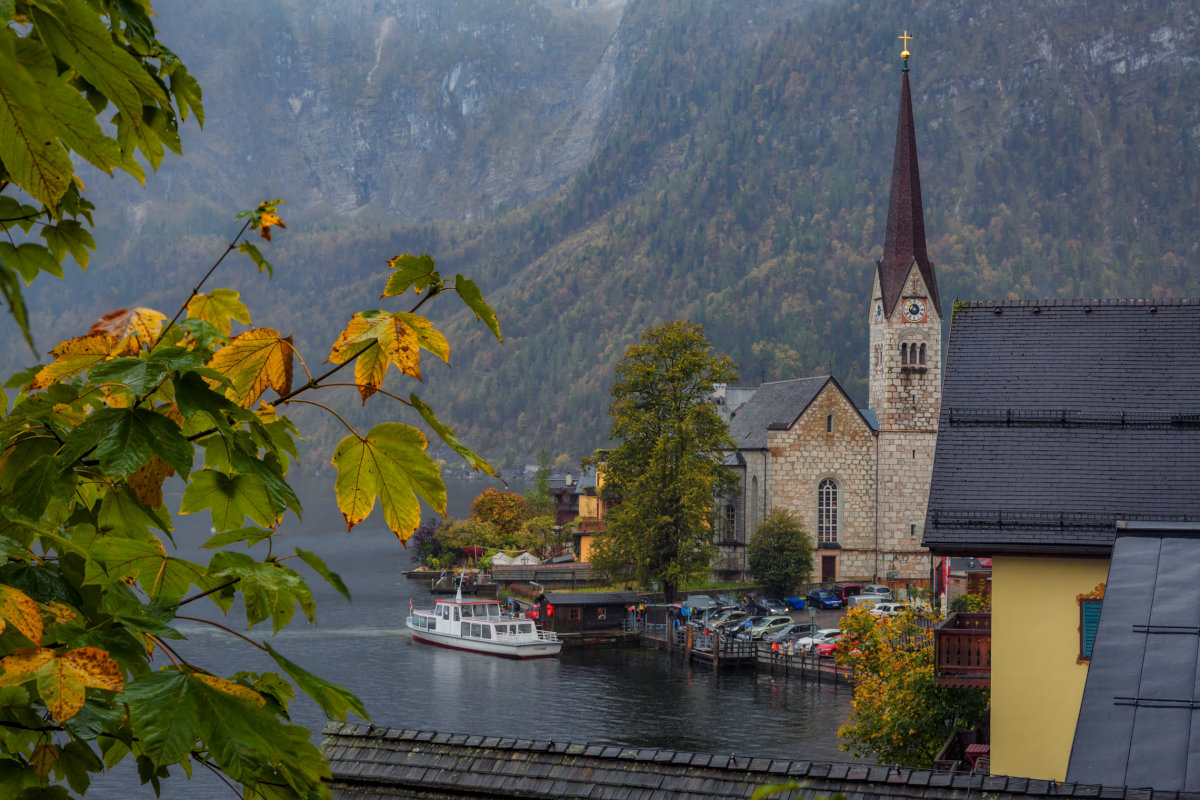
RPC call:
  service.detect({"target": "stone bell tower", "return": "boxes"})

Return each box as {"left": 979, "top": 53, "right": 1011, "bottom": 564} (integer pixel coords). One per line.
{"left": 867, "top": 33, "right": 942, "bottom": 572}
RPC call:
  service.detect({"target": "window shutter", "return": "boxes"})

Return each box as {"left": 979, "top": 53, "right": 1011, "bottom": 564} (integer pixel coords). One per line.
{"left": 1080, "top": 599, "right": 1102, "bottom": 659}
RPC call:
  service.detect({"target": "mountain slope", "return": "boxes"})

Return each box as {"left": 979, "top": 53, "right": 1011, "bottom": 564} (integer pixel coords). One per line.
{"left": 8, "top": 0, "right": 1200, "bottom": 472}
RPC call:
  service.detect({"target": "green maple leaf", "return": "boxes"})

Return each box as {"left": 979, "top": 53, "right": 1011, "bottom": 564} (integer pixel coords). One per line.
{"left": 265, "top": 644, "right": 367, "bottom": 723}
{"left": 331, "top": 422, "right": 444, "bottom": 542}
{"left": 180, "top": 470, "right": 277, "bottom": 531}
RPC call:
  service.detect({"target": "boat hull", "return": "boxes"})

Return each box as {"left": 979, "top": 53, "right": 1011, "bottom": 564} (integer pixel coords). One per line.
{"left": 409, "top": 627, "right": 561, "bottom": 659}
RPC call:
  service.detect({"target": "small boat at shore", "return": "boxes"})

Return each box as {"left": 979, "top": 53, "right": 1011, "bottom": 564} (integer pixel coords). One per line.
{"left": 406, "top": 584, "right": 561, "bottom": 659}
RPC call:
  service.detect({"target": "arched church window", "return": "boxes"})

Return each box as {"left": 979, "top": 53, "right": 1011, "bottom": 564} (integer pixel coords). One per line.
{"left": 817, "top": 478, "right": 839, "bottom": 544}
{"left": 900, "top": 343, "right": 908, "bottom": 364}
{"left": 725, "top": 504, "right": 736, "bottom": 541}
{"left": 919, "top": 343, "right": 926, "bottom": 364}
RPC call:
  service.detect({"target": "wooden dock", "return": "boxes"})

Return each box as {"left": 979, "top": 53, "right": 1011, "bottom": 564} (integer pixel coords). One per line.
{"left": 639, "top": 626, "right": 852, "bottom": 685}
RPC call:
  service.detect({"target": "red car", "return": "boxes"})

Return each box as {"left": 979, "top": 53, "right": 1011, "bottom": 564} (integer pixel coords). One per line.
{"left": 814, "top": 636, "right": 845, "bottom": 657}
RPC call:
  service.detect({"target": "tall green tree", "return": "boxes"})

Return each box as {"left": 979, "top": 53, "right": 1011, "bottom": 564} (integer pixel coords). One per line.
{"left": 746, "top": 509, "right": 813, "bottom": 597}
{"left": 590, "top": 320, "right": 737, "bottom": 602}
{"left": 0, "top": 4, "right": 501, "bottom": 797}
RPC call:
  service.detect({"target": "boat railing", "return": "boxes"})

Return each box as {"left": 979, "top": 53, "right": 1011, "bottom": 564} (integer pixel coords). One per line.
{"left": 536, "top": 629, "right": 560, "bottom": 642}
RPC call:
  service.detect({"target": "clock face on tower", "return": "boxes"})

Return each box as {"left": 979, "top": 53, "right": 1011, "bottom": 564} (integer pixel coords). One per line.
{"left": 902, "top": 297, "right": 927, "bottom": 323}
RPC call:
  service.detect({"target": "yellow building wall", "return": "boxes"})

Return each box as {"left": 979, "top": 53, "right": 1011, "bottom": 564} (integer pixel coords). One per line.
{"left": 991, "top": 556, "right": 1109, "bottom": 780}
{"left": 578, "top": 534, "right": 594, "bottom": 563}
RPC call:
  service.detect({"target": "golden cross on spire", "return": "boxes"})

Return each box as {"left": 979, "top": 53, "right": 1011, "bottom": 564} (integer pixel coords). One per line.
{"left": 899, "top": 30, "right": 914, "bottom": 60}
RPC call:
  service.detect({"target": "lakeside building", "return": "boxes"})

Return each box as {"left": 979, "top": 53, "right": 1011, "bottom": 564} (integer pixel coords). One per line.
{"left": 718, "top": 53, "right": 940, "bottom": 585}
{"left": 924, "top": 299, "right": 1200, "bottom": 787}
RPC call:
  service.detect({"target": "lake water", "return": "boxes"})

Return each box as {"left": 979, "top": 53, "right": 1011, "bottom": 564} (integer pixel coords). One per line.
{"left": 88, "top": 476, "right": 861, "bottom": 798}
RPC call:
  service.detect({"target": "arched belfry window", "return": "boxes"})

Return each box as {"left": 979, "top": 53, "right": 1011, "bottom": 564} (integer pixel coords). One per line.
{"left": 900, "top": 343, "right": 909, "bottom": 365}
{"left": 817, "top": 478, "right": 839, "bottom": 544}
{"left": 919, "top": 343, "right": 926, "bottom": 364}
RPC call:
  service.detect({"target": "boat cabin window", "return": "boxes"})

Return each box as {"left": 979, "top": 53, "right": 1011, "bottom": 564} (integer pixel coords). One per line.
{"left": 471, "top": 604, "right": 487, "bottom": 616}
{"left": 470, "top": 623, "right": 482, "bottom": 638}
{"left": 453, "top": 607, "right": 460, "bottom": 621}
{"left": 518, "top": 622, "right": 533, "bottom": 634}
{"left": 495, "top": 624, "right": 508, "bottom": 635}
{"left": 461, "top": 605, "right": 472, "bottom": 618}
{"left": 461, "top": 622, "right": 469, "bottom": 637}
{"left": 482, "top": 625, "right": 492, "bottom": 639}
{"left": 440, "top": 605, "right": 449, "bottom": 620}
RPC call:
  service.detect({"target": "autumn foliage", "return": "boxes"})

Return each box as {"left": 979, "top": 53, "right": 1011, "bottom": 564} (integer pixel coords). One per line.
{"left": 835, "top": 607, "right": 989, "bottom": 767}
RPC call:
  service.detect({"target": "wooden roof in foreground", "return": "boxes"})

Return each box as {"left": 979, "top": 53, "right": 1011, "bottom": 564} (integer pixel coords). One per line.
{"left": 323, "top": 722, "right": 1197, "bottom": 800}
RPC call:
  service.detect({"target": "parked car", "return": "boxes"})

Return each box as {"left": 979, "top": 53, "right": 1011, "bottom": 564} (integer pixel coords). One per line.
{"left": 814, "top": 635, "right": 846, "bottom": 657}
{"left": 726, "top": 616, "right": 760, "bottom": 638}
{"left": 869, "top": 602, "right": 913, "bottom": 617}
{"left": 710, "top": 614, "right": 748, "bottom": 633}
{"left": 762, "top": 622, "right": 818, "bottom": 644}
{"left": 859, "top": 584, "right": 893, "bottom": 601}
{"left": 702, "top": 609, "right": 747, "bottom": 630}
{"left": 794, "top": 628, "right": 842, "bottom": 652}
{"left": 832, "top": 583, "right": 862, "bottom": 603}
{"left": 712, "top": 594, "right": 743, "bottom": 610}
{"left": 749, "top": 596, "right": 789, "bottom": 615}
{"left": 805, "top": 589, "right": 843, "bottom": 609}
{"left": 738, "top": 615, "right": 794, "bottom": 640}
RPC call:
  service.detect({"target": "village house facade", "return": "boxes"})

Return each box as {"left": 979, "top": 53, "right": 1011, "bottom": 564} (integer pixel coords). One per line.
{"left": 717, "top": 60, "right": 941, "bottom": 584}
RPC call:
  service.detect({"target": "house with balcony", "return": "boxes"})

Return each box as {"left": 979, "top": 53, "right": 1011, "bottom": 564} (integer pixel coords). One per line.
{"left": 923, "top": 298, "right": 1200, "bottom": 787}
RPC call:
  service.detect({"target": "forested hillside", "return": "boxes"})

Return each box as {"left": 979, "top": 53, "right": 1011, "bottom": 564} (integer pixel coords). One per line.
{"left": 8, "top": 0, "right": 1200, "bottom": 470}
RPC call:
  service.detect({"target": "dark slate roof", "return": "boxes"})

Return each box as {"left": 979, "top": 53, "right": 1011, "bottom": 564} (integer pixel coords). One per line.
{"left": 923, "top": 299, "right": 1200, "bottom": 556}
{"left": 544, "top": 591, "right": 642, "bottom": 605}
{"left": 323, "top": 722, "right": 1200, "bottom": 800}
{"left": 878, "top": 69, "right": 940, "bottom": 318}
{"left": 1068, "top": 527, "right": 1200, "bottom": 790}
{"left": 728, "top": 377, "right": 840, "bottom": 450}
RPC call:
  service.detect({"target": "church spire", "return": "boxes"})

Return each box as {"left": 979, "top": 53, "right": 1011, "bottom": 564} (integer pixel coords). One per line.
{"left": 877, "top": 37, "right": 940, "bottom": 318}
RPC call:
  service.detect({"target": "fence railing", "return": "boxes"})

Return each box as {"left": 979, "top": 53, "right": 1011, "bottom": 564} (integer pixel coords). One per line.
{"left": 935, "top": 612, "right": 991, "bottom": 688}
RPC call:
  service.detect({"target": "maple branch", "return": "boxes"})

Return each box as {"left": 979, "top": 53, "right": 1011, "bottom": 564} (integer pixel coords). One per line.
{"left": 281, "top": 398, "right": 359, "bottom": 437}
{"left": 317, "top": 383, "right": 414, "bottom": 406}
{"left": 274, "top": 340, "right": 375, "bottom": 403}
{"left": 175, "top": 615, "right": 268, "bottom": 651}
{"left": 179, "top": 578, "right": 239, "bottom": 606}
{"left": 195, "top": 755, "right": 247, "bottom": 800}
{"left": 156, "top": 215, "right": 255, "bottom": 348}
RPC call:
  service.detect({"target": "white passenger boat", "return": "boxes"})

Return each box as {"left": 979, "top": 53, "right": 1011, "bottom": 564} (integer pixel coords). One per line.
{"left": 405, "top": 584, "right": 561, "bottom": 659}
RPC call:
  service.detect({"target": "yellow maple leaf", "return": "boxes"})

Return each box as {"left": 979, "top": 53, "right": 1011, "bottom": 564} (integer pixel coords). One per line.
{"left": 195, "top": 673, "right": 266, "bottom": 707}
{"left": 32, "top": 743, "right": 59, "bottom": 777}
{"left": 128, "top": 455, "right": 176, "bottom": 508}
{"left": 186, "top": 288, "right": 252, "bottom": 337}
{"left": 258, "top": 211, "right": 286, "bottom": 242}
{"left": 327, "top": 311, "right": 449, "bottom": 399}
{"left": 0, "top": 646, "right": 125, "bottom": 722}
{"left": 30, "top": 334, "right": 114, "bottom": 390}
{"left": 44, "top": 602, "right": 76, "bottom": 624}
{"left": 206, "top": 328, "right": 294, "bottom": 408}
{"left": 88, "top": 308, "right": 168, "bottom": 355}
{"left": 0, "top": 585, "right": 43, "bottom": 645}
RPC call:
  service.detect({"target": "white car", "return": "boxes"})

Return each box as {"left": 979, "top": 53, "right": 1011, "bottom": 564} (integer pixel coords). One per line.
{"left": 869, "top": 602, "right": 912, "bottom": 617}
{"left": 859, "top": 584, "right": 893, "bottom": 601}
{"left": 793, "top": 628, "right": 841, "bottom": 651}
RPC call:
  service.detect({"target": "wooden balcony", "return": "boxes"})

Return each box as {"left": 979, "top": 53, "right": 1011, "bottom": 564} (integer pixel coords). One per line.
{"left": 935, "top": 612, "right": 991, "bottom": 688}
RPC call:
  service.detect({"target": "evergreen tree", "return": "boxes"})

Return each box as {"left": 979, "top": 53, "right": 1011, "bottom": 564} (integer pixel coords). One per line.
{"left": 590, "top": 321, "right": 737, "bottom": 602}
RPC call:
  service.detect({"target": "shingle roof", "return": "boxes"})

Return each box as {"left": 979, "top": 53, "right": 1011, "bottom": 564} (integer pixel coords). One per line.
{"left": 878, "top": 69, "right": 940, "bottom": 318}
{"left": 727, "top": 377, "right": 829, "bottom": 449}
{"left": 1068, "top": 527, "right": 1200, "bottom": 790}
{"left": 323, "top": 722, "right": 1200, "bottom": 800}
{"left": 923, "top": 299, "right": 1200, "bottom": 555}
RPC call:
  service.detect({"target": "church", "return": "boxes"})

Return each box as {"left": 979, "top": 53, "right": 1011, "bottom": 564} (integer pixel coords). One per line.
{"left": 715, "top": 43, "right": 941, "bottom": 586}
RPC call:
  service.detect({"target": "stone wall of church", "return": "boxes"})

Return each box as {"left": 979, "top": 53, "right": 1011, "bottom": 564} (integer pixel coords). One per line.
{"left": 875, "top": 429, "right": 937, "bottom": 580}
{"left": 765, "top": 385, "right": 878, "bottom": 581}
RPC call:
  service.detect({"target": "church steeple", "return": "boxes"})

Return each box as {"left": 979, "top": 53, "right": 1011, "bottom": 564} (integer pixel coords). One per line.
{"left": 877, "top": 49, "right": 940, "bottom": 318}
